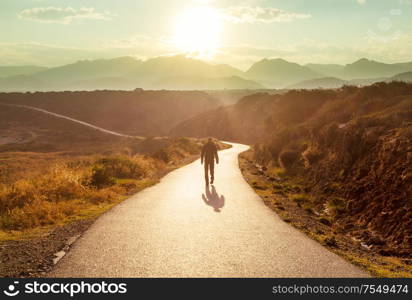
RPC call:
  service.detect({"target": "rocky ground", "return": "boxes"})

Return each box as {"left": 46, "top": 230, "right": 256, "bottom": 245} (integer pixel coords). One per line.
{"left": 239, "top": 149, "right": 412, "bottom": 278}
{"left": 0, "top": 219, "right": 94, "bottom": 277}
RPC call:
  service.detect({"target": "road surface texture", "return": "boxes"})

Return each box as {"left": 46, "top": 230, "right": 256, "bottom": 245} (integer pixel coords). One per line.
{"left": 50, "top": 143, "right": 368, "bottom": 277}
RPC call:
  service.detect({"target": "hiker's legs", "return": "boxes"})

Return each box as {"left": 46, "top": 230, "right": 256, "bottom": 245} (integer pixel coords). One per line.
{"left": 204, "top": 162, "right": 209, "bottom": 185}
{"left": 210, "top": 162, "right": 215, "bottom": 184}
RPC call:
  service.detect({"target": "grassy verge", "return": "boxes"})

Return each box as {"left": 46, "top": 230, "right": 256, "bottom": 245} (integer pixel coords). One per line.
{"left": 0, "top": 154, "right": 163, "bottom": 239}
{"left": 0, "top": 178, "right": 157, "bottom": 242}
{"left": 239, "top": 149, "right": 412, "bottom": 278}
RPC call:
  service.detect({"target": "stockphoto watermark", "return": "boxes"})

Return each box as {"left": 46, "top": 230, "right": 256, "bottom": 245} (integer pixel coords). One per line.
{"left": 2, "top": 280, "right": 127, "bottom": 297}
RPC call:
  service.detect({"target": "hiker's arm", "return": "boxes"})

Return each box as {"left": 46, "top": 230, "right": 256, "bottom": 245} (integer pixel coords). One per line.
{"left": 214, "top": 145, "right": 219, "bottom": 164}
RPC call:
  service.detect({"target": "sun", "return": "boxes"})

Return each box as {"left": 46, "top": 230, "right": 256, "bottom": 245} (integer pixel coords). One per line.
{"left": 173, "top": 6, "right": 222, "bottom": 58}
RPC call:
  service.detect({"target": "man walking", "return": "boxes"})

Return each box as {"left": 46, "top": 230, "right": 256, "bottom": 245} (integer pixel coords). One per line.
{"left": 201, "top": 138, "right": 219, "bottom": 185}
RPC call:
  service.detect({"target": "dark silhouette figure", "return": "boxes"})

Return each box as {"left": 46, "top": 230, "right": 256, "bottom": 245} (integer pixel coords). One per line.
{"left": 201, "top": 138, "right": 219, "bottom": 185}
{"left": 202, "top": 185, "right": 225, "bottom": 212}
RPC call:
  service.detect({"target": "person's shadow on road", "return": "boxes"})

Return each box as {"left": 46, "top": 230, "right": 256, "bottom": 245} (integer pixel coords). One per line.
{"left": 202, "top": 185, "right": 225, "bottom": 213}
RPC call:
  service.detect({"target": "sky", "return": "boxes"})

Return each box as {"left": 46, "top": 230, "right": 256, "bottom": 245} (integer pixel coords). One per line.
{"left": 1, "top": 0, "right": 412, "bottom": 70}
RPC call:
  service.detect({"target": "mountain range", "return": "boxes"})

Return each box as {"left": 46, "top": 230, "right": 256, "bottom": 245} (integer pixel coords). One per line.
{"left": 1, "top": 56, "right": 412, "bottom": 92}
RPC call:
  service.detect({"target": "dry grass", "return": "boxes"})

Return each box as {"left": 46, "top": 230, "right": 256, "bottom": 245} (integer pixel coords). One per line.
{"left": 0, "top": 156, "right": 157, "bottom": 232}
{"left": 0, "top": 137, "right": 216, "bottom": 240}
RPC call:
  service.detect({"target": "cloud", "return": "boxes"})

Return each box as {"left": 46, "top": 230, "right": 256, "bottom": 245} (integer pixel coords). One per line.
{"left": 18, "top": 7, "right": 115, "bottom": 24}
{"left": 221, "top": 6, "right": 311, "bottom": 24}
{"left": 357, "top": 0, "right": 366, "bottom": 4}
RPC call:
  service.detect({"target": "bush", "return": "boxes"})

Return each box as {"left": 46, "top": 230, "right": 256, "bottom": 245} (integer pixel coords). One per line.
{"left": 38, "top": 164, "right": 86, "bottom": 202}
{"left": 318, "top": 216, "right": 332, "bottom": 226}
{"left": 328, "top": 197, "right": 348, "bottom": 216}
{"left": 175, "top": 137, "right": 200, "bottom": 154}
{"left": 279, "top": 150, "right": 300, "bottom": 168}
{"left": 91, "top": 165, "right": 116, "bottom": 188}
{"left": 0, "top": 180, "right": 37, "bottom": 213}
{"left": 323, "top": 235, "right": 338, "bottom": 247}
{"left": 303, "top": 146, "right": 323, "bottom": 165}
{"left": 91, "top": 156, "right": 146, "bottom": 187}
{"left": 291, "top": 194, "right": 308, "bottom": 206}
{"left": 152, "top": 149, "right": 170, "bottom": 163}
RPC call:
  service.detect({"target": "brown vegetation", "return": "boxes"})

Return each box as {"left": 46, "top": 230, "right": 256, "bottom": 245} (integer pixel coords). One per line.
{"left": 170, "top": 93, "right": 280, "bottom": 143}
{"left": 253, "top": 82, "right": 412, "bottom": 256}
{"left": 239, "top": 149, "right": 412, "bottom": 277}
{"left": 0, "top": 89, "right": 219, "bottom": 136}
{"left": 173, "top": 82, "right": 412, "bottom": 258}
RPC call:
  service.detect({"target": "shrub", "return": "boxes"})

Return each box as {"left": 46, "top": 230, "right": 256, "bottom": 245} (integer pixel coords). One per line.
{"left": 302, "top": 146, "right": 323, "bottom": 165}
{"left": 153, "top": 149, "right": 170, "bottom": 163}
{"left": 91, "top": 156, "right": 146, "bottom": 187}
{"left": 318, "top": 216, "right": 332, "bottom": 226}
{"left": 328, "top": 197, "right": 347, "bottom": 216}
{"left": 0, "top": 180, "right": 37, "bottom": 213}
{"left": 279, "top": 150, "right": 300, "bottom": 169}
{"left": 86, "top": 188, "right": 118, "bottom": 204}
{"left": 323, "top": 235, "right": 338, "bottom": 247}
{"left": 291, "top": 194, "right": 308, "bottom": 206}
{"left": 91, "top": 165, "right": 116, "bottom": 188}
{"left": 175, "top": 137, "right": 200, "bottom": 154}
{"left": 37, "top": 164, "right": 86, "bottom": 202}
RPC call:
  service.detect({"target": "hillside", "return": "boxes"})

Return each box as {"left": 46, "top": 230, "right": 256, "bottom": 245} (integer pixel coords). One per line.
{"left": 343, "top": 58, "right": 412, "bottom": 79}
{"left": 0, "top": 90, "right": 219, "bottom": 136}
{"left": 0, "top": 66, "right": 47, "bottom": 78}
{"left": 153, "top": 75, "right": 264, "bottom": 90}
{"left": 171, "top": 89, "right": 335, "bottom": 142}
{"left": 253, "top": 83, "right": 412, "bottom": 255}
{"left": 392, "top": 71, "right": 412, "bottom": 82}
{"left": 131, "top": 55, "right": 242, "bottom": 80}
{"left": 171, "top": 82, "right": 412, "bottom": 258}
{"left": 33, "top": 57, "right": 142, "bottom": 84}
{"left": 206, "top": 89, "right": 284, "bottom": 106}
{"left": 0, "top": 75, "right": 50, "bottom": 92}
{"left": 0, "top": 105, "right": 130, "bottom": 154}
{"left": 305, "top": 64, "right": 345, "bottom": 77}
{"left": 245, "top": 58, "right": 321, "bottom": 88}
{"left": 289, "top": 77, "right": 387, "bottom": 90}
{"left": 170, "top": 93, "right": 280, "bottom": 143}
{"left": 288, "top": 77, "right": 346, "bottom": 89}
{"left": 67, "top": 76, "right": 138, "bottom": 91}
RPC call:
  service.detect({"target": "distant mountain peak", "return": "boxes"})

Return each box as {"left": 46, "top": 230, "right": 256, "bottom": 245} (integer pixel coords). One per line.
{"left": 256, "top": 58, "right": 291, "bottom": 64}
{"left": 272, "top": 58, "right": 289, "bottom": 62}
{"left": 246, "top": 58, "right": 320, "bottom": 87}
{"left": 349, "top": 58, "right": 381, "bottom": 66}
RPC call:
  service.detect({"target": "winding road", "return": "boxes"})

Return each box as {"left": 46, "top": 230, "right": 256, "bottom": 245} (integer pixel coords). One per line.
{"left": 50, "top": 143, "right": 368, "bottom": 277}
{"left": 0, "top": 103, "right": 139, "bottom": 138}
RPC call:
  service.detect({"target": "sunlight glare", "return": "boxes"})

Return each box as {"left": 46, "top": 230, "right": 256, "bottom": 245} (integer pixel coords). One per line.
{"left": 173, "top": 6, "right": 222, "bottom": 58}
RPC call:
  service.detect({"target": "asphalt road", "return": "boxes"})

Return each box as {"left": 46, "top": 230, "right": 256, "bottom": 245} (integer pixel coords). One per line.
{"left": 50, "top": 143, "right": 368, "bottom": 277}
